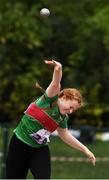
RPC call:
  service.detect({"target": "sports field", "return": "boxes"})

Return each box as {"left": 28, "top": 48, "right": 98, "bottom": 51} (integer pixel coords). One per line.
{"left": 27, "top": 136, "right": 109, "bottom": 179}
{"left": 0, "top": 128, "right": 109, "bottom": 179}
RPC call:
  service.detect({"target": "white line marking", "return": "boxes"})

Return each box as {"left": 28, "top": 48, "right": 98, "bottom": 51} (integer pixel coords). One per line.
{"left": 51, "top": 157, "right": 109, "bottom": 162}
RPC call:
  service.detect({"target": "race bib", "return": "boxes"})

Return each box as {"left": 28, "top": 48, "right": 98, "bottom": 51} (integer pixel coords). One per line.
{"left": 30, "top": 129, "right": 51, "bottom": 144}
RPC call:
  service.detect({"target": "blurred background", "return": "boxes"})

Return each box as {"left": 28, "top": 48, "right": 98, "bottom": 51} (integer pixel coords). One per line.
{"left": 0, "top": 0, "right": 109, "bottom": 179}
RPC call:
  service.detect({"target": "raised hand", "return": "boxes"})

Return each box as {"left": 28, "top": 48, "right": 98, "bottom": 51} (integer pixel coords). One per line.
{"left": 44, "top": 60, "right": 62, "bottom": 71}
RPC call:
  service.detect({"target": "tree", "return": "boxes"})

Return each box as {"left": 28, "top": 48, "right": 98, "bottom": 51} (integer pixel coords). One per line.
{"left": 0, "top": 0, "right": 109, "bottom": 127}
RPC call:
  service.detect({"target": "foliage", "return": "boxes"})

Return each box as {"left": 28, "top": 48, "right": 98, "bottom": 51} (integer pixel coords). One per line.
{"left": 0, "top": 0, "right": 109, "bottom": 126}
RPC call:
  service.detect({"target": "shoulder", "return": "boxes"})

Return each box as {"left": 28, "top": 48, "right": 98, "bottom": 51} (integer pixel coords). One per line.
{"left": 35, "top": 92, "right": 58, "bottom": 107}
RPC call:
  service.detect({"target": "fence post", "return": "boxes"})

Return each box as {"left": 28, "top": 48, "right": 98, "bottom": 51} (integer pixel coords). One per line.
{"left": 1, "top": 124, "right": 9, "bottom": 179}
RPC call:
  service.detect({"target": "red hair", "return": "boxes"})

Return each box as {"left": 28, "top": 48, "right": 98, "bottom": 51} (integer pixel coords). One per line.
{"left": 59, "top": 88, "right": 83, "bottom": 106}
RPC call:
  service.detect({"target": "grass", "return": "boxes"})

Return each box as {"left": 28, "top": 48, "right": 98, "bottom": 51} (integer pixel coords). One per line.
{"left": 49, "top": 137, "right": 109, "bottom": 179}
{"left": 27, "top": 136, "right": 109, "bottom": 179}
{"left": 49, "top": 136, "right": 109, "bottom": 157}
{"left": 51, "top": 161, "right": 109, "bottom": 179}
{"left": 0, "top": 127, "right": 109, "bottom": 179}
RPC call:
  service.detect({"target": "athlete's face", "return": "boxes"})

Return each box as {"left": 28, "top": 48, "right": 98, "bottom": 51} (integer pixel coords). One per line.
{"left": 58, "top": 97, "right": 80, "bottom": 115}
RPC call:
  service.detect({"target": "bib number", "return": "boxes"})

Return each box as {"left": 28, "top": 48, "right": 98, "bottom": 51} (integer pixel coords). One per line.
{"left": 30, "top": 129, "right": 51, "bottom": 144}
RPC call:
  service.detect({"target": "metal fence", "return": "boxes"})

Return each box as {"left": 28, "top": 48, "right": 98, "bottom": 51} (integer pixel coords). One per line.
{"left": 0, "top": 123, "right": 16, "bottom": 179}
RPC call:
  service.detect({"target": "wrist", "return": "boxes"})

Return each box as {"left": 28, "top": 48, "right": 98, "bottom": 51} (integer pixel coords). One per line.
{"left": 55, "top": 65, "right": 62, "bottom": 71}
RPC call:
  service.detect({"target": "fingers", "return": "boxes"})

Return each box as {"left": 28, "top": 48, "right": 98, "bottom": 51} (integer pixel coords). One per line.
{"left": 85, "top": 149, "right": 96, "bottom": 166}
{"left": 44, "top": 60, "right": 53, "bottom": 64}
{"left": 44, "top": 60, "right": 56, "bottom": 66}
{"left": 90, "top": 157, "right": 96, "bottom": 166}
{"left": 44, "top": 60, "right": 62, "bottom": 70}
{"left": 89, "top": 154, "right": 96, "bottom": 166}
{"left": 44, "top": 59, "right": 57, "bottom": 64}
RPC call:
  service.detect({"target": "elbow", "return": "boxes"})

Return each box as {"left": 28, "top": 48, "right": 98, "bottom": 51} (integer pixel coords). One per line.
{"left": 57, "top": 128, "right": 68, "bottom": 139}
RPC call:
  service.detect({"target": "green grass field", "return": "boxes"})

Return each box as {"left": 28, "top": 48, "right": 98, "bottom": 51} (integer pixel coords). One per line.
{"left": 27, "top": 136, "right": 109, "bottom": 179}
{"left": 50, "top": 137, "right": 109, "bottom": 179}
{"left": 0, "top": 128, "right": 109, "bottom": 179}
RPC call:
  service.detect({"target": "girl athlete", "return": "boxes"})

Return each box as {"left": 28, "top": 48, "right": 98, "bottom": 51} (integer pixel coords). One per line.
{"left": 6, "top": 60, "right": 96, "bottom": 179}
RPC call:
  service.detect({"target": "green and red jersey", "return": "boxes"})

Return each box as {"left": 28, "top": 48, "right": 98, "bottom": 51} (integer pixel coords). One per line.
{"left": 14, "top": 93, "right": 68, "bottom": 148}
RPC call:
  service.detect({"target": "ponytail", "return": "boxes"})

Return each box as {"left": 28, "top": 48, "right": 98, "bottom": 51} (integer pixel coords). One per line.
{"left": 35, "top": 82, "right": 45, "bottom": 93}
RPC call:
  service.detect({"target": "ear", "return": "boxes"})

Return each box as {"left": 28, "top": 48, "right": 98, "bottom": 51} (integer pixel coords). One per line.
{"left": 59, "top": 96, "right": 64, "bottom": 100}
{"left": 61, "top": 96, "right": 67, "bottom": 101}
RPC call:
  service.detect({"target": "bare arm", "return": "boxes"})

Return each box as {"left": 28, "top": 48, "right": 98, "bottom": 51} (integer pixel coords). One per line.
{"left": 57, "top": 127, "right": 96, "bottom": 166}
{"left": 44, "top": 60, "right": 62, "bottom": 97}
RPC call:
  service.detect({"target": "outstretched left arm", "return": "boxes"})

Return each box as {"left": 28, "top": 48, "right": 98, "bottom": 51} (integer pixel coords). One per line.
{"left": 57, "top": 127, "right": 96, "bottom": 166}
